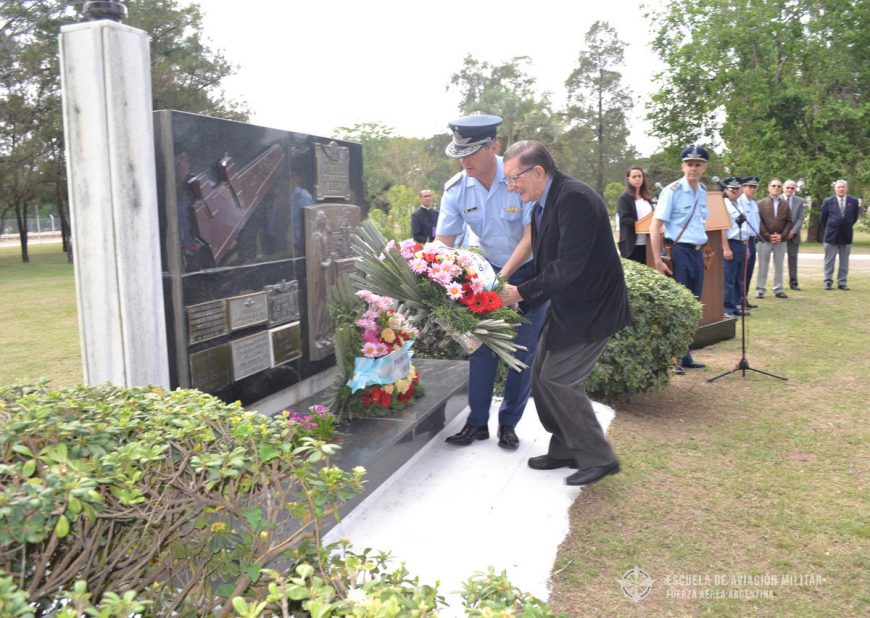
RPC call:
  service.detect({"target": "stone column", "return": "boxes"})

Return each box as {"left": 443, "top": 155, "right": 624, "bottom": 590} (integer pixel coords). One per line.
{"left": 59, "top": 13, "right": 170, "bottom": 388}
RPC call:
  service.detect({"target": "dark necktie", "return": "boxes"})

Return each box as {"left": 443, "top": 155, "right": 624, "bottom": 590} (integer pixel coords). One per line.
{"left": 534, "top": 202, "right": 543, "bottom": 228}
{"left": 839, "top": 198, "right": 845, "bottom": 215}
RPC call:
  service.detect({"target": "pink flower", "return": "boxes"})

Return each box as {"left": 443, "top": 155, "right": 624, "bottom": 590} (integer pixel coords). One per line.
{"left": 356, "top": 318, "right": 376, "bottom": 330}
{"left": 362, "top": 328, "right": 380, "bottom": 343}
{"left": 433, "top": 270, "right": 454, "bottom": 286}
{"left": 375, "top": 342, "right": 390, "bottom": 357}
{"left": 361, "top": 341, "right": 380, "bottom": 358}
{"left": 409, "top": 258, "right": 428, "bottom": 274}
{"left": 446, "top": 282, "right": 464, "bottom": 300}
{"left": 470, "top": 277, "right": 485, "bottom": 293}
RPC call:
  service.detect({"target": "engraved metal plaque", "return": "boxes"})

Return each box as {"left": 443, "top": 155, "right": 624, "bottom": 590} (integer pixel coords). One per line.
{"left": 270, "top": 321, "right": 303, "bottom": 366}
{"left": 304, "top": 203, "right": 362, "bottom": 361}
{"left": 190, "top": 344, "right": 230, "bottom": 392}
{"left": 314, "top": 141, "right": 351, "bottom": 200}
{"left": 230, "top": 331, "right": 271, "bottom": 380}
{"left": 227, "top": 291, "right": 268, "bottom": 331}
{"left": 266, "top": 280, "right": 300, "bottom": 326}
{"left": 187, "top": 299, "right": 229, "bottom": 345}
{"left": 335, "top": 257, "right": 358, "bottom": 278}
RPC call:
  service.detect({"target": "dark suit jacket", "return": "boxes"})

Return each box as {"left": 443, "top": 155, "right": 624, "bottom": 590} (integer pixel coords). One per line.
{"left": 819, "top": 195, "right": 860, "bottom": 245}
{"left": 757, "top": 197, "right": 792, "bottom": 240}
{"left": 411, "top": 206, "right": 439, "bottom": 243}
{"left": 617, "top": 191, "right": 642, "bottom": 258}
{"left": 517, "top": 172, "right": 632, "bottom": 351}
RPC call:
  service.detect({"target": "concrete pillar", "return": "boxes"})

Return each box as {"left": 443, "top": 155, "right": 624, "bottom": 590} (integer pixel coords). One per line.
{"left": 59, "top": 18, "right": 170, "bottom": 388}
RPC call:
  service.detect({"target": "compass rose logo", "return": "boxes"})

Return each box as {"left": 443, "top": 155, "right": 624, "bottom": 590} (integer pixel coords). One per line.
{"left": 619, "top": 566, "right": 654, "bottom": 601}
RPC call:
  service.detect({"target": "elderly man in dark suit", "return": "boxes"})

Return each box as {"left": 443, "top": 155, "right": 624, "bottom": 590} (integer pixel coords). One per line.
{"left": 755, "top": 178, "right": 792, "bottom": 299}
{"left": 499, "top": 140, "right": 632, "bottom": 487}
{"left": 820, "top": 179, "right": 860, "bottom": 290}
{"left": 783, "top": 180, "right": 806, "bottom": 290}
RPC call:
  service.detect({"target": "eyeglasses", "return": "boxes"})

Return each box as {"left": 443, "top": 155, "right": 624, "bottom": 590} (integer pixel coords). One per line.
{"left": 505, "top": 166, "right": 535, "bottom": 186}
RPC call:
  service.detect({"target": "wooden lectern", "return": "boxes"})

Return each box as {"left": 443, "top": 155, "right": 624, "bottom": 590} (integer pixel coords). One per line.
{"left": 644, "top": 190, "right": 735, "bottom": 346}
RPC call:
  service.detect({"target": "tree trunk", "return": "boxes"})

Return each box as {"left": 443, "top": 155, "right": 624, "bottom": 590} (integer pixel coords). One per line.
{"left": 14, "top": 200, "right": 29, "bottom": 263}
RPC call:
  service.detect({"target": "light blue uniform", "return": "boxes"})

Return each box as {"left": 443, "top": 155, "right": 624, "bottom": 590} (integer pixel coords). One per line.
{"left": 437, "top": 156, "right": 532, "bottom": 268}
{"left": 654, "top": 177, "right": 708, "bottom": 245}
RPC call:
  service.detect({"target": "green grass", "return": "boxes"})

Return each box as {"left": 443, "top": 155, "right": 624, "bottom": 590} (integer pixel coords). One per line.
{"left": 0, "top": 242, "right": 81, "bottom": 385}
{"left": 550, "top": 263, "right": 869, "bottom": 617}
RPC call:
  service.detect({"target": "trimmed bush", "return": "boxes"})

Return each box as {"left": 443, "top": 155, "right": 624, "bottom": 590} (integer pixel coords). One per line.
{"left": 587, "top": 259, "right": 702, "bottom": 396}
{"left": 0, "top": 382, "right": 362, "bottom": 616}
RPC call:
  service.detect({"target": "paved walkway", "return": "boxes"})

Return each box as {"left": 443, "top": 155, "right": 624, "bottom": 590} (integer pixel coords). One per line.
{"left": 324, "top": 399, "right": 615, "bottom": 615}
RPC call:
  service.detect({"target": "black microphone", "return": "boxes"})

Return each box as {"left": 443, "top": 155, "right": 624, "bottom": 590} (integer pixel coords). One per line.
{"left": 654, "top": 182, "right": 664, "bottom": 191}
{"left": 711, "top": 176, "right": 729, "bottom": 191}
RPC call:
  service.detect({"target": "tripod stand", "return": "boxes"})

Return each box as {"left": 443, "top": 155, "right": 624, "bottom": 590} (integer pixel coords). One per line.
{"left": 708, "top": 200, "right": 787, "bottom": 383}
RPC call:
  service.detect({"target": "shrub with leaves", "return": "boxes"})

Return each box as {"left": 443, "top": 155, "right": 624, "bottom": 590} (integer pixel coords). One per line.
{"left": 0, "top": 382, "right": 364, "bottom": 617}
{"left": 586, "top": 259, "right": 702, "bottom": 396}
{"left": 461, "top": 567, "right": 565, "bottom": 617}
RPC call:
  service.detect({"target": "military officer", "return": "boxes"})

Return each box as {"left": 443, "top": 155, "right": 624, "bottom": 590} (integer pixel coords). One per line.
{"left": 738, "top": 176, "right": 761, "bottom": 309}
{"left": 649, "top": 144, "right": 710, "bottom": 371}
{"left": 435, "top": 113, "right": 547, "bottom": 450}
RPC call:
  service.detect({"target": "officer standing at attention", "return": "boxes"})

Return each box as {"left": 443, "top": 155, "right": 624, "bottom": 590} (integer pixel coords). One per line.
{"left": 435, "top": 113, "right": 548, "bottom": 450}
{"left": 649, "top": 145, "right": 710, "bottom": 372}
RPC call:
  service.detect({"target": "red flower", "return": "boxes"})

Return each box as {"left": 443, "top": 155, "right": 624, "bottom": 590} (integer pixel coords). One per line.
{"left": 363, "top": 394, "right": 371, "bottom": 406}
{"left": 370, "top": 387, "right": 382, "bottom": 403}
{"left": 479, "top": 291, "right": 502, "bottom": 311}
{"left": 467, "top": 294, "right": 489, "bottom": 314}
{"left": 381, "top": 393, "right": 392, "bottom": 407}
{"left": 422, "top": 252, "right": 437, "bottom": 263}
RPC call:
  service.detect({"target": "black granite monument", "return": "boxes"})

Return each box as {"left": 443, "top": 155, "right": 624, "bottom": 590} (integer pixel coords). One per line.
{"left": 154, "top": 111, "right": 363, "bottom": 405}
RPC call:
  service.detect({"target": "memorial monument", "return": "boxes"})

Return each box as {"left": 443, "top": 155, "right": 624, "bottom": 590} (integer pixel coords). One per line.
{"left": 154, "top": 111, "right": 363, "bottom": 406}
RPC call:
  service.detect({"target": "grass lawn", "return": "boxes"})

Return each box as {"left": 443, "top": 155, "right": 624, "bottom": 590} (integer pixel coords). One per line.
{"left": 551, "top": 262, "right": 869, "bottom": 616}
{"left": 2, "top": 239, "right": 868, "bottom": 616}
{"left": 0, "top": 242, "right": 81, "bottom": 385}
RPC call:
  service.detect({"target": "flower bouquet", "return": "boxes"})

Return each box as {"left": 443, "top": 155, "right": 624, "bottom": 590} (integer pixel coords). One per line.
{"left": 329, "top": 277, "right": 425, "bottom": 420}
{"left": 350, "top": 220, "right": 527, "bottom": 371}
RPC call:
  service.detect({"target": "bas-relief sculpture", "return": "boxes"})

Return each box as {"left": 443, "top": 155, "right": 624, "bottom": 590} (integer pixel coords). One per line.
{"left": 154, "top": 110, "right": 363, "bottom": 405}
{"left": 303, "top": 203, "right": 361, "bottom": 361}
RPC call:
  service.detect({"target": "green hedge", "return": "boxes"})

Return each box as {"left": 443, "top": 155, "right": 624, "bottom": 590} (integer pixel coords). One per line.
{"left": 587, "top": 259, "right": 702, "bottom": 396}
{"left": 0, "top": 383, "right": 564, "bottom": 617}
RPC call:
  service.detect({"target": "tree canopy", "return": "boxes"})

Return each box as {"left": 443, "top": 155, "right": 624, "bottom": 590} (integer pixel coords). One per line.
{"left": 648, "top": 0, "right": 868, "bottom": 203}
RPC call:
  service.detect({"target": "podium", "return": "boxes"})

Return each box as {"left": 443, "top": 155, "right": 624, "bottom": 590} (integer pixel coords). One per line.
{"left": 645, "top": 190, "right": 736, "bottom": 347}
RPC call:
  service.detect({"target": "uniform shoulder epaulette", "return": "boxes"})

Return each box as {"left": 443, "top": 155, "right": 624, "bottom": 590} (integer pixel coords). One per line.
{"left": 444, "top": 171, "right": 463, "bottom": 191}
{"left": 669, "top": 181, "right": 681, "bottom": 190}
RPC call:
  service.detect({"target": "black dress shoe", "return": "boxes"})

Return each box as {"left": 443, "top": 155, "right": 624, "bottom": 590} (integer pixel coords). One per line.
{"left": 775, "top": 291, "right": 788, "bottom": 298}
{"left": 528, "top": 454, "right": 579, "bottom": 470}
{"left": 673, "top": 365, "right": 686, "bottom": 375}
{"left": 838, "top": 285, "right": 850, "bottom": 291}
{"left": 497, "top": 425, "right": 519, "bottom": 450}
{"left": 681, "top": 360, "right": 706, "bottom": 369}
{"left": 445, "top": 424, "right": 488, "bottom": 446}
{"left": 745, "top": 302, "right": 759, "bottom": 309}
{"left": 824, "top": 283, "right": 833, "bottom": 290}
{"left": 790, "top": 283, "right": 801, "bottom": 291}
{"left": 566, "top": 460, "right": 620, "bottom": 486}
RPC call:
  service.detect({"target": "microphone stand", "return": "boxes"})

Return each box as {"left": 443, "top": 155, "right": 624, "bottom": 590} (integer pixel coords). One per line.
{"left": 708, "top": 197, "right": 787, "bottom": 382}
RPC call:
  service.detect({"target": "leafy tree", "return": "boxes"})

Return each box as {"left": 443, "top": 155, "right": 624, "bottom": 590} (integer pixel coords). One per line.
{"left": 559, "top": 21, "right": 637, "bottom": 194}
{"left": 0, "top": 0, "right": 248, "bottom": 262}
{"left": 648, "top": 0, "right": 868, "bottom": 222}
{"left": 448, "top": 55, "right": 560, "bottom": 148}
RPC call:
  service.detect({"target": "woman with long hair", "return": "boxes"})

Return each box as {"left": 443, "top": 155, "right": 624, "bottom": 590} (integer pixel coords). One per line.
{"left": 617, "top": 166, "right": 653, "bottom": 264}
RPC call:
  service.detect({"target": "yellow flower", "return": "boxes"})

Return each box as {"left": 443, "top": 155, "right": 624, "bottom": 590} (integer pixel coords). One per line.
{"left": 383, "top": 384, "right": 394, "bottom": 394}
{"left": 395, "top": 379, "right": 409, "bottom": 394}
{"left": 388, "top": 315, "right": 402, "bottom": 330}
{"left": 381, "top": 328, "right": 396, "bottom": 343}
{"left": 210, "top": 521, "right": 227, "bottom": 534}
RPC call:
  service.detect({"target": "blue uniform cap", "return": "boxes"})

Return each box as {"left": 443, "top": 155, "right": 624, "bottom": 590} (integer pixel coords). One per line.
{"left": 680, "top": 144, "right": 709, "bottom": 162}
{"left": 722, "top": 176, "right": 742, "bottom": 189}
{"left": 445, "top": 113, "right": 503, "bottom": 159}
{"left": 741, "top": 176, "right": 760, "bottom": 186}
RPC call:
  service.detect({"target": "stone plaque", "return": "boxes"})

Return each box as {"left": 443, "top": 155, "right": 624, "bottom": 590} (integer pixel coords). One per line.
{"left": 314, "top": 141, "right": 350, "bottom": 200}
{"left": 230, "top": 331, "right": 271, "bottom": 380}
{"left": 189, "top": 344, "right": 230, "bottom": 392}
{"left": 304, "top": 203, "right": 362, "bottom": 361}
{"left": 270, "top": 321, "right": 302, "bottom": 366}
{"left": 266, "top": 280, "right": 300, "bottom": 326}
{"left": 187, "top": 299, "right": 229, "bottom": 345}
{"left": 227, "top": 291, "right": 268, "bottom": 331}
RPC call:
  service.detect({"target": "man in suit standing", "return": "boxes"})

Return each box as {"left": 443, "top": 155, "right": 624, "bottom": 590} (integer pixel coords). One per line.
{"left": 410, "top": 188, "right": 439, "bottom": 243}
{"left": 755, "top": 178, "right": 792, "bottom": 299}
{"left": 499, "top": 140, "right": 631, "bottom": 487}
{"left": 820, "top": 179, "right": 860, "bottom": 290}
{"left": 783, "top": 180, "right": 806, "bottom": 291}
